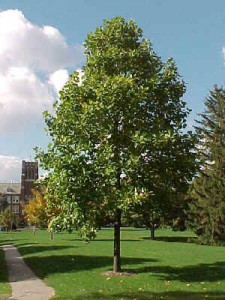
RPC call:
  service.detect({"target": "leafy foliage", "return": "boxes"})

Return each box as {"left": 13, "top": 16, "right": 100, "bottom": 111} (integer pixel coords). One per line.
{"left": 189, "top": 86, "right": 225, "bottom": 245}
{"left": 24, "top": 189, "right": 48, "bottom": 228}
{"left": 36, "top": 17, "right": 195, "bottom": 270}
{"left": 0, "top": 208, "right": 16, "bottom": 231}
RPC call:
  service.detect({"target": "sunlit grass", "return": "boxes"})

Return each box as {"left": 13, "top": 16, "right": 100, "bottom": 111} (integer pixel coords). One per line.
{"left": 1, "top": 228, "right": 225, "bottom": 299}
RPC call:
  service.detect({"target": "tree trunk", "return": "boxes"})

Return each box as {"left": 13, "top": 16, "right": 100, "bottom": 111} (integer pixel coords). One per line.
{"left": 113, "top": 118, "right": 122, "bottom": 272}
{"left": 32, "top": 226, "right": 36, "bottom": 236}
{"left": 50, "top": 229, "right": 54, "bottom": 240}
{"left": 113, "top": 209, "right": 121, "bottom": 272}
{"left": 150, "top": 226, "right": 155, "bottom": 240}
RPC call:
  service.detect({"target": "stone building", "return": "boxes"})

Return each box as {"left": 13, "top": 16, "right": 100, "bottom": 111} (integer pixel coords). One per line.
{"left": 20, "top": 160, "right": 38, "bottom": 205}
{"left": 0, "top": 183, "right": 21, "bottom": 214}
{"left": 0, "top": 160, "right": 38, "bottom": 224}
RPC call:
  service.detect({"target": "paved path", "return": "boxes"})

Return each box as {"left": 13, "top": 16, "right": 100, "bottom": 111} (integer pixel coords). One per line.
{"left": 2, "top": 245, "right": 55, "bottom": 300}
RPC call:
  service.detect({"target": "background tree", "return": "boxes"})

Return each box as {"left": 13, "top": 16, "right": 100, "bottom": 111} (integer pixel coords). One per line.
{"left": 0, "top": 208, "right": 16, "bottom": 231}
{"left": 0, "top": 194, "right": 8, "bottom": 213}
{"left": 24, "top": 189, "right": 48, "bottom": 229}
{"left": 189, "top": 86, "right": 225, "bottom": 245}
{"left": 36, "top": 17, "right": 195, "bottom": 272}
{"left": 126, "top": 189, "right": 194, "bottom": 240}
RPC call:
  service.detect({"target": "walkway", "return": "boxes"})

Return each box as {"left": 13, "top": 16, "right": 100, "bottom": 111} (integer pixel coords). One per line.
{"left": 2, "top": 245, "right": 55, "bottom": 300}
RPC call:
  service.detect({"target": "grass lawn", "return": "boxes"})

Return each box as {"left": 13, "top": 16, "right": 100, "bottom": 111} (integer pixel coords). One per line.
{"left": 0, "top": 248, "right": 11, "bottom": 299}
{"left": 0, "top": 228, "right": 225, "bottom": 299}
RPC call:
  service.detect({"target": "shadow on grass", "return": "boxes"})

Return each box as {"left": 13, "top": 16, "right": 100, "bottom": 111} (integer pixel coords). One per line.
{"left": 17, "top": 244, "right": 77, "bottom": 256}
{"left": 0, "top": 239, "right": 27, "bottom": 246}
{"left": 63, "top": 238, "right": 140, "bottom": 242}
{"left": 0, "top": 251, "right": 13, "bottom": 299}
{"left": 0, "top": 237, "right": 37, "bottom": 247}
{"left": 142, "top": 236, "right": 198, "bottom": 243}
{"left": 22, "top": 252, "right": 158, "bottom": 278}
{"left": 2, "top": 235, "right": 225, "bottom": 287}
{"left": 73, "top": 290, "right": 225, "bottom": 300}
{"left": 91, "top": 239, "right": 141, "bottom": 242}
{"left": 131, "top": 261, "right": 225, "bottom": 283}
{"left": 0, "top": 249, "right": 8, "bottom": 285}
{"left": 21, "top": 249, "right": 225, "bottom": 284}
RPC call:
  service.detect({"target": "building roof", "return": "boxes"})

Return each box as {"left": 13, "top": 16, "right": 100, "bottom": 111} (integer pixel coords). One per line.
{"left": 0, "top": 183, "right": 21, "bottom": 194}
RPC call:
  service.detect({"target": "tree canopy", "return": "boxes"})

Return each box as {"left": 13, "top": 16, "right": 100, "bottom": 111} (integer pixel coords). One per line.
{"left": 36, "top": 17, "right": 196, "bottom": 272}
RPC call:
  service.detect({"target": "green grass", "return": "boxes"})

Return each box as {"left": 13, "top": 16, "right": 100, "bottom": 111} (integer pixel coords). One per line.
{"left": 0, "top": 248, "right": 11, "bottom": 299}
{"left": 1, "top": 228, "right": 225, "bottom": 299}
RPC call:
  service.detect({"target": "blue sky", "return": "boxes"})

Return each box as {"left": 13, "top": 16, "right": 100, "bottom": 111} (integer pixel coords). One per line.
{"left": 0, "top": 0, "right": 225, "bottom": 181}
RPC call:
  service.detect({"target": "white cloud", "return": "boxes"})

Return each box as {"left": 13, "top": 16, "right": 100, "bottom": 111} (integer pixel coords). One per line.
{"left": 48, "top": 69, "right": 69, "bottom": 94}
{"left": 0, "top": 67, "right": 52, "bottom": 132}
{"left": 0, "top": 9, "right": 84, "bottom": 72}
{"left": 0, "top": 155, "right": 22, "bottom": 182}
{"left": 0, "top": 9, "right": 84, "bottom": 134}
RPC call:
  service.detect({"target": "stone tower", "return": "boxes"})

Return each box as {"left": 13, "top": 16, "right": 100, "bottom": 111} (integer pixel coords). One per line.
{"left": 20, "top": 160, "right": 38, "bottom": 205}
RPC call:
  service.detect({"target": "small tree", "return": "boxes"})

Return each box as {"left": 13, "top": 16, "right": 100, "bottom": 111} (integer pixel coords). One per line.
{"left": 36, "top": 17, "right": 195, "bottom": 272}
{"left": 189, "top": 86, "right": 225, "bottom": 245}
{"left": 127, "top": 189, "right": 193, "bottom": 240}
{"left": 24, "top": 189, "right": 48, "bottom": 229}
{"left": 0, "top": 208, "right": 16, "bottom": 231}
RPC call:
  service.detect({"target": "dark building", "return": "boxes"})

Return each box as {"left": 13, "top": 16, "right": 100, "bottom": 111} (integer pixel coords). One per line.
{"left": 0, "top": 160, "right": 38, "bottom": 225}
{"left": 20, "top": 160, "right": 38, "bottom": 205}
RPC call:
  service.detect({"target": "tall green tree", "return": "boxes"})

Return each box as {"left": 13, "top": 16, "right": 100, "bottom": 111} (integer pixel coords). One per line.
{"left": 189, "top": 86, "right": 225, "bottom": 245}
{"left": 36, "top": 17, "right": 195, "bottom": 272}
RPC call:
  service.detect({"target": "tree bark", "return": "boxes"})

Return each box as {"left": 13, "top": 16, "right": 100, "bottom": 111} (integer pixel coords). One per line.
{"left": 113, "top": 117, "right": 122, "bottom": 272}
{"left": 150, "top": 226, "right": 155, "bottom": 240}
{"left": 50, "top": 229, "right": 54, "bottom": 240}
{"left": 32, "top": 226, "right": 36, "bottom": 236}
{"left": 113, "top": 209, "right": 121, "bottom": 272}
